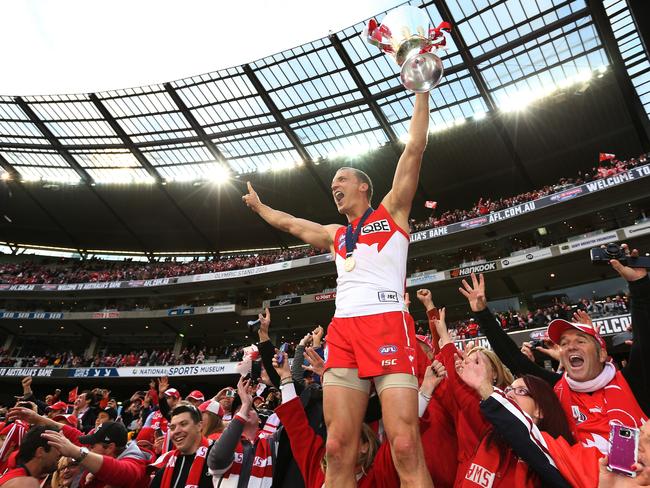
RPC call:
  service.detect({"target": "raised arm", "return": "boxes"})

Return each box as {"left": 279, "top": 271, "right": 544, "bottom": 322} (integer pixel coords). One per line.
{"left": 243, "top": 181, "right": 339, "bottom": 250}
{"left": 382, "top": 93, "right": 430, "bottom": 227}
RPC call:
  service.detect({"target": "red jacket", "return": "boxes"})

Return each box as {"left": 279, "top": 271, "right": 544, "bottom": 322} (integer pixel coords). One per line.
{"left": 436, "top": 344, "right": 541, "bottom": 487}
{"left": 274, "top": 396, "right": 400, "bottom": 488}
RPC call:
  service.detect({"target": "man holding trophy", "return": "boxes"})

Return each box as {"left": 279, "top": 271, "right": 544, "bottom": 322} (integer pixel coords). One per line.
{"left": 243, "top": 7, "right": 449, "bottom": 487}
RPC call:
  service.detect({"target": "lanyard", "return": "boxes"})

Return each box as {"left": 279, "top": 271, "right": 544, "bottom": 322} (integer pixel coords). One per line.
{"left": 345, "top": 207, "right": 374, "bottom": 257}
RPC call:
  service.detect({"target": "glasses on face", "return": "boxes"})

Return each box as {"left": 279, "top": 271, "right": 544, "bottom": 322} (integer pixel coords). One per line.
{"left": 504, "top": 386, "right": 530, "bottom": 397}
{"left": 60, "top": 461, "right": 79, "bottom": 471}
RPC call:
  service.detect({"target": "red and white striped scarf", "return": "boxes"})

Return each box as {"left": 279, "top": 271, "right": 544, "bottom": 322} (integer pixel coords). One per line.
{"left": 0, "top": 421, "right": 27, "bottom": 473}
{"left": 210, "top": 434, "right": 273, "bottom": 488}
{"left": 157, "top": 437, "right": 209, "bottom": 488}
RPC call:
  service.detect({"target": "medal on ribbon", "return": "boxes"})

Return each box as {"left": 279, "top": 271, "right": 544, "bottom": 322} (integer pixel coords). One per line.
{"left": 344, "top": 207, "right": 374, "bottom": 272}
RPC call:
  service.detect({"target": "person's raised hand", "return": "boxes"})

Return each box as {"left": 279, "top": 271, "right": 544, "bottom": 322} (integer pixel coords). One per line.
{"left": 572, "top": 309, "right": 595, "bottom": 330}
{"left": 237, "top": 377, "right": 253, "bottom": 410}
{"left": 520, "top": 342, "right": 535, "bottom": 362}
{"left": 311, "top": 326, "right": 324, "bottom": 347}
{"left": 299, "top": 332, "right": 313, "bottom": 348}
{"left": 258, "top": 308, "right": 271, "bottom": 342}
{"left": 609, "top": 244, "right": 648, "bottom": 282}
{"left": 456, "top": 351, "right": 493, "bottom": 399}
{"left": 416, "top": 289, "right": 435, "bottom": 311}
{"left": 534, "top": 339, "right": 561, "bottom": 362}
{"left": 421, "top": 360, "right": 446, "bottom": 397}
{"left": 8, "top": 406, "right": 43, "bottom": 426}
{"left": 41, "top": 430, "right": 79, "bottom": 458}
{"left": 271, "top": 350, "right": 291, "bottom": 381}
{"left": 302, "top": 347, "right": 325, "bottom": 377}
{"left": 21, "top": 376, "right": 33, "bottom": 396}
{"left": 431, "top": 307, "right": 451, "bottom": 346}
{"left": 458, "top": 273, "right": 488, "bottom": 312}
{"left": 158, "top": 376, "right": 169, "bottom": 395}
{"left": 242, "top": 182, "right": 262, "bottom": 213}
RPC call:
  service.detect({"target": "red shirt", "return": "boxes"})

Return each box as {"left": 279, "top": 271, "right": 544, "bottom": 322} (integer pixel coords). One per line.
{"left": 0, "top": 467, "right": 29, "bottom": 486}
{"left": 274, "top": 397, "right": 400, "bottom": 488}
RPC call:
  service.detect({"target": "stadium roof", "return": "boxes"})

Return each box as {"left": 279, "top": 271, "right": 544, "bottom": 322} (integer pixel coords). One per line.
{"left": 0, "top": 0, "right": 648, "bottom": 254}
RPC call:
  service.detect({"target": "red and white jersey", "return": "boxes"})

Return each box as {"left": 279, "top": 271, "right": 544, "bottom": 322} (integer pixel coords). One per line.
{"left": 333, "top": 204, "right": 409, "bottom": 317}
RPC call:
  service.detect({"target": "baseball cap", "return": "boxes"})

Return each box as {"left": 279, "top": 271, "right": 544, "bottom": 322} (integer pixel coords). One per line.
{"left": 198, "top": 400, "right": 224, "bottom": 418}
{"left": 186, "top": 390, "right": 205, "bottom": 402}
{"left": 164, "top": 388, "right": 181, "bottom": 399}
{"left": 78, "top": 421, "right": 128, "bottom": 447}
{"left": 547, "top": 319, "right": 607, "bottom": 349}
{"left": 47, "top": 401, "right": 68, "bottom": 412}
{"left": 102, "top": 407, "right": 118, "bottom": 420}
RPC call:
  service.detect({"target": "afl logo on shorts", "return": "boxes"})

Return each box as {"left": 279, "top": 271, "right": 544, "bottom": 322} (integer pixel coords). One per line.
{"left": 378, "top": 345, "right": 398, "bottom": 355}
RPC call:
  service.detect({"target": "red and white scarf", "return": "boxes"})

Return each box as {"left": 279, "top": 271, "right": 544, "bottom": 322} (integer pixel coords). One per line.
{"left": 151, "top": 411, "right": 172, "bottom": 454}
{"left": 554, "top": 365, "right": 647, "bottom": 453}
{"left": 210, "top": 433, "right": 274, "bottom": 488}
{"left": 156, "top": 437, "right": 209, "bottom": 488}
{"left": 0, "top": 421, "right": 27, "bottom": 473}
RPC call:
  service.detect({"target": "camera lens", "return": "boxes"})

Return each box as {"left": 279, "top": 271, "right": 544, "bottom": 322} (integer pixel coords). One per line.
{"left": 605, "top": 243, "right": 621, "bottom": 258}
{"left": 620, "top": 428, "right": 631, "bottom": 438}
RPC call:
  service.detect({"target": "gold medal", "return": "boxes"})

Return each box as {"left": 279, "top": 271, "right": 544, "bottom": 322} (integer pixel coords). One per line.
{"left": 344, "top": 256, "right": 356, "bottom": 272}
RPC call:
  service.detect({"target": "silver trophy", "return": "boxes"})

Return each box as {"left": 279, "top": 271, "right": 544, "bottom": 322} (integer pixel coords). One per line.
{"left": 363, "top": 6, "right": 451, "bottom": 93}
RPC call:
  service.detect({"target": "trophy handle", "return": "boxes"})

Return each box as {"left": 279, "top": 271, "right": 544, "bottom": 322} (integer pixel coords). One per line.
{"left": 363, "top": 18, "right": 396, "bottom": 53}
{"left": 427, "top": 21, "right": 452, "bottom": 49}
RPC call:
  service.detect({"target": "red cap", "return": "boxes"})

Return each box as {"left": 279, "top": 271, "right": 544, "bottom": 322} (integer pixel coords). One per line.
{"left": 47, "top": 401, "right": 68, "bottom": 411}
{"left": 52, "top": 414, "right": 78, "bottom": 428}
{"left": 198, "top": 400, "right": 224, "bottom": 417}
{"left": 186, "top": 390, "right": 205, "bottom": 402}
{"left": 164, "top": 388, "right": 181, "bottom": 399}
{"left": 136, "top": 426, "right": 155, "bottom": 445}
{"left": 547, "top": 319, "right": 606, "bottom": 349}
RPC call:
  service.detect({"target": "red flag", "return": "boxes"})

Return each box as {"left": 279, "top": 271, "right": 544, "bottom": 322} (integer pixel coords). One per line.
{"left": 425, "top": 200, "right": 437, "bottom": 209}
{"left": 599, "top": 152, "right": 615, "bottom": 162}
{"left": 68, "top": 387, "right": 78, "bottom": 403}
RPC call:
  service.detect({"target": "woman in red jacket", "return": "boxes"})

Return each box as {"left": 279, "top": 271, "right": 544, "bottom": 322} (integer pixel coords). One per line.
{"left": 457, "top": 350, "right": 577, "bottom": 487}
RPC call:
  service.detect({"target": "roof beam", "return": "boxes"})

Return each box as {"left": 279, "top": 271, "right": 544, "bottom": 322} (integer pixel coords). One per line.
{"left": 15, "top": 97, "right": 94, "bottom": 184}
{"left": 15, "top": 97, "right": 152, "bottom": 253}
{"left": 434, "top": 0, "right": 534, "bottom": 188}
{"left": 89, "top": 93, "right": 218, "bottom": 252}
{"left": 163, "top": 83, "right": 229, "bottom": 165}
{"left": 587, "top": 0, "right": 650, "bottom": 152}
{"left": 471, "top": 7, "right": 592, "bottom": 67}
{"left": 0, "top": 153, "right": 84, "bottom": 253}
{"left": 328, "top": 33, "right": 399, "bottom": 144}
{"left": 88, "top": 94, "right": 163, "bottom": 183}
{"left": 242, "top": 64, "right": 332, "bottom": 201}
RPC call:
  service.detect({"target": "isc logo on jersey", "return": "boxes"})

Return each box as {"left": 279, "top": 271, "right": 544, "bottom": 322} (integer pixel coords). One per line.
{"left": 361, "top": 219, "right": 390, "bottom": 235}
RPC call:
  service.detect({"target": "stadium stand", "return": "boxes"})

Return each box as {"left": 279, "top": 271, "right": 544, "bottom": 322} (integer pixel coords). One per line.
{"left": 1, "top": 0, "right": 650, "bottom": 485}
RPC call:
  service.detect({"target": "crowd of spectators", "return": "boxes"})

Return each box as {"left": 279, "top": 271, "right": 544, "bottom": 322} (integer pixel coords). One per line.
{"left": 0, "top": 251, "right": 647, "bottom": 487}
{"left": 0, "top": 248, "right": 321, "bottom": 286}
{"left": 410, "top": 152, "right": 647, "bottom": 232}
{"left": 1, "top": 346, "right": 213, "bottom": 369}
{"left": 0, "top": 154, "right": 646, "bottom": 287}
{"left": 442, "top": 293, "right": 629, "bottom": 340}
